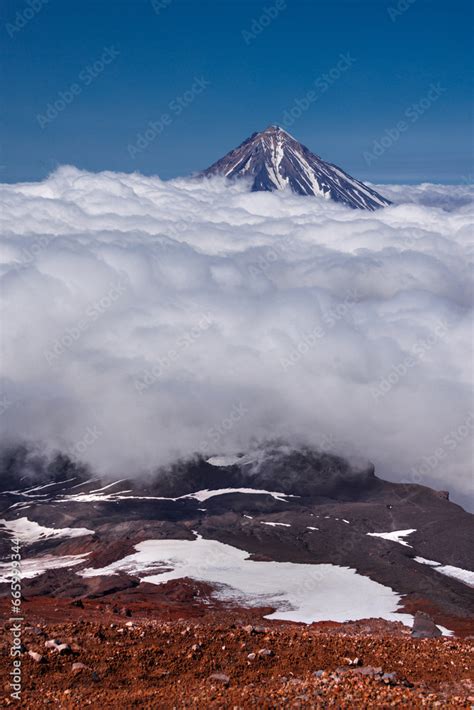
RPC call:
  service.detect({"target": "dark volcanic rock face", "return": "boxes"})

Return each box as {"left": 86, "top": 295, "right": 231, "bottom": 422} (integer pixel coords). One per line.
{"left": 141, "top": 447, "right": 375, "bottom": 499}
{"left": 201, "top": 125, "right": 392, "bottom": 211}
{"left": 0, "top": 445, "right": 473, "bottom": 633}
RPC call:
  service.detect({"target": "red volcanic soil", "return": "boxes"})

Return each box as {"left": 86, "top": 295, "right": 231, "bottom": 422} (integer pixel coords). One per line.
{"left": 1, "top": 590, "right": 473, "bottom": 708}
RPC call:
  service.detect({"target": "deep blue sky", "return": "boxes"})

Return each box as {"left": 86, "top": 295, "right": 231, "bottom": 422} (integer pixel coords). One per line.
{"left": 1, "top": 0, "right": 472, "bottom": 183}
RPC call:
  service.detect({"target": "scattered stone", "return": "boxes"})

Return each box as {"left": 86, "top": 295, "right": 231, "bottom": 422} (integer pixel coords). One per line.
{"left": 72, "top": 662, "right": 89, "bottom": 674}
{"left": 56, "top": 644, "right": 72, "bottom": 655}
{"left": 28, "top": 651, "right": 44, "bottom": 663}
{"left": 70, "top": 599, "right": 84, "bottom": 608}
{"left": 355, "top": 665, "right": 383, "bottom": 676}
{"left": 247, "top": 652, "right": 256, "bottom": 661}
{"left": 411, "top": 611, "right": 442, "bottom": 639}
{"left": 243, "top": 625, "right": 254, "bottom": 634}
{"left": 344, "top": 656, "right": 362, "bottom": 666}
{"left": 208, "top": 672, "right": 230, "bottom": 686}
{"left": 258, "top": 648, "right": 273, "bottom": 657}
{"left": 313, "top": 670, "right": 324, "bottom": 678}
{"left": 44, "top": 639, "right": 61, "bottom": 649}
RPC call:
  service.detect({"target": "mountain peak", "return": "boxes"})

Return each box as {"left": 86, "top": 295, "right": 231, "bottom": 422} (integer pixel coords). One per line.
{"left": 261, "top": 124, "right": 290, "bottom": 134}
{"left": 201, "top": 126, "right": 391, "bottom": 211}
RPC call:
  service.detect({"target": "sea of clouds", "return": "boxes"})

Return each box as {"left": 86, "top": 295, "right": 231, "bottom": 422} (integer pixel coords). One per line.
{"left": 0, "top": 167, "right": 472, "bottom": 507}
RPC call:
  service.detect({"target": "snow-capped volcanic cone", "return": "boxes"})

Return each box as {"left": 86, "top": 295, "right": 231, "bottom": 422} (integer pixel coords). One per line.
{"left": 201, "top": 125, "right": 391, "bottom": 211}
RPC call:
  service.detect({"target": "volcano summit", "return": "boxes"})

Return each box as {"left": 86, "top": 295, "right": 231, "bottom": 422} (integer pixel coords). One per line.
{"left": 201, "top": 125, "right": 392, "bottom": 210}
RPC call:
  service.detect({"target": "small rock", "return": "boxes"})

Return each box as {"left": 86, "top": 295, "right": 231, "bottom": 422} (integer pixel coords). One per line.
{"left": 247, "top": 652, "right": 256, "bottom": 661}
{"left": 313, "top": 670, "right": 324, "bottom": 678}
{"left": 56, "top": 643, "right": 72, "bottom": 655}
{"left": 70, "top": 599, "right": 84, "bottom": 608}
{"left": 44, "top": 639, "right": 61, "bottom": 649}
{"left": 28, "top": 651, "right": 44, "bottom": 663}
{"left": 344, "top": 656, "right": 361, "bottom": 666}
{"left": 91, "top": 671, "right": 100, "bottom": 683}
{"left": 258, "top": 648, "right": 273, "bottom": 657}
{"left": 243, "top": 624, "right": 254, "bottom": 634}
{"left": 208, "top": 672, "right": 230, "bottom": 686}
{"left": 72, "top": 662, "right": 89, "bottom": 673}
{"left": 356, "top": 665, "right": 383, "bottom": 676}
{"left": 411, "top": 611, "right": 442, "bottom": 639}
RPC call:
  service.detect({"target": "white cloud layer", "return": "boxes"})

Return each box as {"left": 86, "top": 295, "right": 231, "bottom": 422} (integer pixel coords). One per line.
{"left": 0, "top": 167, "right": 472, "bottom": 506}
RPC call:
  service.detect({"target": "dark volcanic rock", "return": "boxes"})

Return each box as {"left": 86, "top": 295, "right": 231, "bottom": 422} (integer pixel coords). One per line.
{"left": 1, "top": 444, "right": 473, "bottom": 632}
{"left": 411, "top": 611, "right": 442, "bottom": 639}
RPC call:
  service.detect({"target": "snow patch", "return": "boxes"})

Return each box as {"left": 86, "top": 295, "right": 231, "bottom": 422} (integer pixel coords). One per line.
{"left": 188, "top": 488, "right": 292, "bottom": 503}
{"left": 0, "top": 553, "right": 90, "bottom": 582}
{"left": 81, "top": 536, "right": 415, "bottom": 626}
{"left": 415, "top": 557, "right": 474, "bottom": 587}
{"left": 367, "top": 529, "right": 416, "bottom": 547}
{"left": 206, "top": 456, "right": 241, "bottom": 467}
{"left": 0, "top": 517, "right": 94, "bottom": 544}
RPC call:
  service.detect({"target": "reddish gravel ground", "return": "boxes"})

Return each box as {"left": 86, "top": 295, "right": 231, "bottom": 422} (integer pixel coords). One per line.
{"left": 1, "top": 596, "right": 473, "bottom": 708}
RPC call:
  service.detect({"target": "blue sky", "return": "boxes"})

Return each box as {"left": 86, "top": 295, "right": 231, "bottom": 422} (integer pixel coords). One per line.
{"left": 1, "top": 0, "right": 472, "bottom": 183}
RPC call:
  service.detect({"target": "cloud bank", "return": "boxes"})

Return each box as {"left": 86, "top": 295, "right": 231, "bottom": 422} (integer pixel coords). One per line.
{"left": 0, "top": 167, "right": 472, "bottom": 507}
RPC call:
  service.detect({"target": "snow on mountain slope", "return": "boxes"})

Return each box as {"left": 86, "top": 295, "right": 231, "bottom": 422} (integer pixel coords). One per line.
{"left": 81, "top": 534, "right": 415, "bottom": 626}
{"left": 201, "top": 125, "right": 391, "bottom": 210}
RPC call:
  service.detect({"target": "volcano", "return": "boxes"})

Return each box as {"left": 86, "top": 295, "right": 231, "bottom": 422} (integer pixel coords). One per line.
{"left": 201, "top": 125, "right": 391, "bottom": 210}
